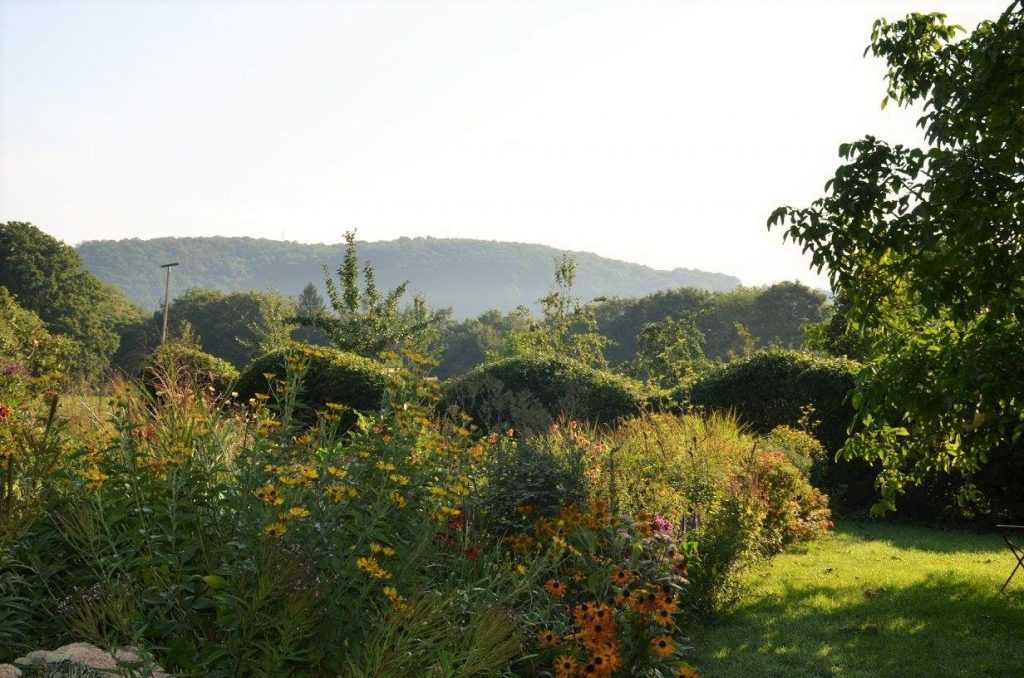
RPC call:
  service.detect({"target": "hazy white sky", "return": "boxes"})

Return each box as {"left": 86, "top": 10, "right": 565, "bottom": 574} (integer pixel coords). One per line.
{"left": 0, "top": 0, "right": 1009, "bottom": 287}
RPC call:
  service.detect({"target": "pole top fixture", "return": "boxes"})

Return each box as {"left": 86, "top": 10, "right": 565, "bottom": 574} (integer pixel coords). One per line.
{"left": 160, "top": 262, "right": 180, "bottom": 268}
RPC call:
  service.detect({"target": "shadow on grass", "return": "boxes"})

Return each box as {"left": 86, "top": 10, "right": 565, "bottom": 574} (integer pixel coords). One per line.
{"left": 835, "top": 520, "right": 1008, "bottom": 556}
{"left": 695, "top": 572, "right": 1024, "bottom": 678}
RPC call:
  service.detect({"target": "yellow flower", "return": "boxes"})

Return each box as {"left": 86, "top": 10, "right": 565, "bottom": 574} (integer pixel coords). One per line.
{"left": 327, "top": 466, "right": 347, "bottom": 478}
{"left": 651, "top": 635, "right": 674, "bottom": 657}
{"left": 263, "top": 522, "right": 288, "bottom": 537}
{"left": 284, "top": 506, "right": 310, "bottom": 519}
{"left": 300, "top": 466, "right": 318, "bottom": 480}
{"left": 675, "top": 665, "right": 702, "bottom": 678}
{"left": 375, "top": 461, "right": 396, "bottom": 472}
{"left": 355, "top": 556, "right": 391, "bottom": 580}
{"left": 388, "top": 473, "right": 410, "bottom": 486}
{"left": 390, "top": 492, "right": 406, "bottom": 508}
{"left": 325, "top": 484, "right": 348, "bottom": 503}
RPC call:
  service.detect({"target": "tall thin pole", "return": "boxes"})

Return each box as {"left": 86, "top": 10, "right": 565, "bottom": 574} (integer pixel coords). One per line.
{"left": 160, "top": 262, "right": 179, "bottom": 345}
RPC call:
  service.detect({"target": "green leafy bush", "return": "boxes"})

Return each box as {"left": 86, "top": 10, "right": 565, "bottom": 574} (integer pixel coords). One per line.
{"left": 686, "top": 350, "right": 873, "bottom": 511}
{"left": 141, "top": 341, "right": 239, "bottom": 397}
{"left": 236, "top": 342, "right": 392, "bottom": 425}
{"left": 441, "top": 355, "right": 650, "bottom": 433}
{"left": 478, "top": 433, "right": 588, "bottom": 536}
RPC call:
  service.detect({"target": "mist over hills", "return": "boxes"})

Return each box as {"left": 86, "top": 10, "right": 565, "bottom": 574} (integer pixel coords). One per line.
{"left": 77, "top": 236, "right": 741, "bottom": 317}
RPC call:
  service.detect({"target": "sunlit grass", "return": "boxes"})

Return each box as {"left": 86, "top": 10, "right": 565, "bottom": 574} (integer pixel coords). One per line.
{"left": 692, "top": 520, "right": 1024, "bottom": 677}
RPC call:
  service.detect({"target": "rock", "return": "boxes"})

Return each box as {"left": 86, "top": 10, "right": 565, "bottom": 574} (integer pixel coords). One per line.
{"left": 0, "top": 663, "right": 23, "bottom": 678}
{"left": 13, "top": 642, "right": 168, "bottom": 677}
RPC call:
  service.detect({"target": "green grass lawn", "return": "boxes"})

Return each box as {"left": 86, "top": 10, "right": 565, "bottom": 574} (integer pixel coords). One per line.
{"left": 692, "top": 521, "right": 1024, "bottom": 678}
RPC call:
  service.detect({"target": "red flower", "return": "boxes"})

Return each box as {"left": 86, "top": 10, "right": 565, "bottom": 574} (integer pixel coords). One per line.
{"left": 463, "top": 547, "right": 481, "bottom": 560}
{"left": 0, "top": 403, "right": 10, "bottom": 421}
{"left": 447, "top": 515, "right": 465, "bottom": 529}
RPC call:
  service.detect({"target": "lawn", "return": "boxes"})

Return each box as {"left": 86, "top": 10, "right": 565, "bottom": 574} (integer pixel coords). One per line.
{"left": 692, "top": 521, "right": 1024, "bottom": 678}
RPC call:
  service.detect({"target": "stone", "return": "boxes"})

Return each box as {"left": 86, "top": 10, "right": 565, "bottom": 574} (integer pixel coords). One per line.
{"left": 0, "top": 664, "right": 23, "bottom": 678}
{"left": 13, "top": 642, "right": 168, "bottom": 677}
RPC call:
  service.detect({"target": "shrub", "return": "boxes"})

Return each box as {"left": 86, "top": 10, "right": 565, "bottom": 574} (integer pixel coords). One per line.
{"left": 762, "top": 425, "right": 826, "bottom": 479}
{"left": 441, "top": 355, "right": 651, "bottom": 433}
{"left": 235, "top": 343, "right": 392, "bottom": 426}
{"left": 478, "top": 432, "right": 588, "bottom": 536}
{"left": 141, "top": 341, "right": 239, "bottom": 397}
{"left": 525, "top": 413, "right": 832, "bottom": 618}
{"left": 686, "top": 350, "right": 874, "bottom": 511}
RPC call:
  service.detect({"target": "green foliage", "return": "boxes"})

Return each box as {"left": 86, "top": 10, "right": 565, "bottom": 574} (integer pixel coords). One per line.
{"left": 499, "top": 255, "right": 610, "bottom": 369}
{"left": 77, "top": 235, "right": 739, "bottom": 317}
{"left": 141, "top": 341, "right": 240, "bottom": 397}
{"left": 300, "top": 230, "right": 448, "bottom": 359}
{"left": 160, "top": 287, "right": 296, "bottom": 368}
{"left": 236, "top": 343, "right": 392, "bottom": 426}
{"left": 768, "top": 2, "right": 1024, "bottom": 513}
{"left": 687, "top": 350, "right": 872, "bottom": 511}
{"left": 630, "top": 315, "right": 711, "bottom": 389}
{"left": 442, "top": 355, "right": 651, "bottom": 433}
{"left": 596, "top": 283, "right": 827, "bottom": 367}
{"left": 1, "top": 222, "right": 141, "bottom": 376}
{"left": 688, "top": 351, "right": 859, "bottom": 453}
{"left": 0, "top": 289, "right": 78, "bottom": 537}
{"left": 434, "top": 309, "right": 532, "bottom": 379}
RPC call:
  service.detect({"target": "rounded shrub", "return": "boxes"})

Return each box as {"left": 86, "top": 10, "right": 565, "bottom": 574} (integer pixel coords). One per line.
{"left": 441, "top": 355, "right": 650, "bottom": 433}
{"left": 142, "top": 342, "right": 239, "bottom": 396}
{"left": 236, "top": 343, "right": 392, "bottom": 425}
{"left": 685, "top": 350, "right": 875, "bottom": 511}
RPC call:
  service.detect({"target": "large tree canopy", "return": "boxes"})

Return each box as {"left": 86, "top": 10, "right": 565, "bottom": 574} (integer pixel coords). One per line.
{"left": 769, "top": 3, "right": 1023, "bottom": 513}
{"left": 0, "top": 221, "right": 140, "bottom": 376}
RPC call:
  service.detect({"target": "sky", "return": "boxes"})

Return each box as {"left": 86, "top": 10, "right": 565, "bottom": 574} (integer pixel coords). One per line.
{"left": 0, "top": 0, "right": 1009, "bottom": 288}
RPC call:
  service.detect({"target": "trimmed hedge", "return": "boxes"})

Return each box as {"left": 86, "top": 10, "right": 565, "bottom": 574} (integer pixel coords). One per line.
{"left": 142, "top": 342, "right": 239, "bottom": 396}
{"left": 236, "top": 343, "right": 392, "bottom": 425}
{"left": 441, "top": 355, "right": 651, "bottom": 432}
{"left": 685, "top": 350, "right": 873, "bottom": 511}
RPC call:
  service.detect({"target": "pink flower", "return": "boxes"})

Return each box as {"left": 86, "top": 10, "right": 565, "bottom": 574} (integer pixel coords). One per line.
{"left": 650, "top": 515, "right": 674, "bottom": 535}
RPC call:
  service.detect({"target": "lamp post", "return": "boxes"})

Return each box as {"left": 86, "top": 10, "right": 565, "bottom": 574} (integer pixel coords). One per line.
{"left": 160, "top": 262, "right": 179, "bottom": 345}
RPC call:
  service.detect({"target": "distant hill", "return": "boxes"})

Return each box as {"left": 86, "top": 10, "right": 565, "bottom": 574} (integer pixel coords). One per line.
{"left": 76, "top": 236, "right": 740, "bottom": 318}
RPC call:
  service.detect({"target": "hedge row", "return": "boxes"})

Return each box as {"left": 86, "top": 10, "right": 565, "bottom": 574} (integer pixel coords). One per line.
{"left": 683, "top": 350, "right": 873, "bottom": 511}
{"left": 235, "top": 343, "right": 393, "bottom": 426}
{"left": 441, "top": 355, "right": 655, "bottom": 433}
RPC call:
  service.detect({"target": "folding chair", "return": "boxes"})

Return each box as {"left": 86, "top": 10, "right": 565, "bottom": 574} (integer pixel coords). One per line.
{"left": 996, "top": 524, "right": 1024, "bottom": 593}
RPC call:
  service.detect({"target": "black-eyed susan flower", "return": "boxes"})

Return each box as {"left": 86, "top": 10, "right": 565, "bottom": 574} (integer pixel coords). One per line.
{"left": 553, "top": 655, "right": 577, "bottom": 678}
{"left": 653, "top": 606, "right": 675, "bottom": 626}
{"left": 263, "top": 522, "right": 288, "bottom": 537}
{"left": 611, "top": 566, "right": 634, "bottom": 587}
{"left": 537, "top": 628, "right": 560, "bottom": 648}
{"left": 675, "top": 664, "right": 701, "bottom": 678}
{"left": 651, "top": 635, "right": 674, "bottom": 657}
{"left": 544, "top": 579, "right": 566, "bottom": 599}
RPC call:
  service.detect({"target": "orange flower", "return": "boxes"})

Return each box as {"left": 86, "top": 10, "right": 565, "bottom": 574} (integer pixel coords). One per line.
{"left": 651, "top": 635, "right": 674, "bottom": 657}
{"left": 653, "top": 606, "right": 675, "bottom": 626}
{"left": 675, "top": 664, "right": 702, "bottom": 678}
{"left": 553, "top": 655, "right": 577, "bottom": 678}
{"left": 611, "top": 567, "right": 634, "bottom": 587}
{"left": 537, "top": 628, "right": 560, "bottom": 648}
{"left": 544, "top": 579, "right": 566, "bottom": 599}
